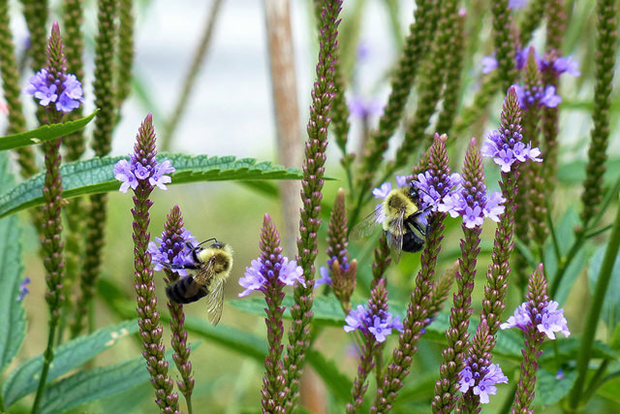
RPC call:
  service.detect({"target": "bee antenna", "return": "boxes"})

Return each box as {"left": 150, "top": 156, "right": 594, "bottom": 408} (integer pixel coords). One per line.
{"left": 196, "top": 237, "right": 218, "bottom": 247}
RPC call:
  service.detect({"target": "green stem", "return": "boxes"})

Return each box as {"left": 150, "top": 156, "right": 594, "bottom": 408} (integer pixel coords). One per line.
{"left": 549, "top": 234, "right": 585, "bottom": 298}
{"left": 582, "top": 359, "right": 610, "bottom": 402}
{"left": 31, "top": 323, "right": 57, "bottom": 414}
{"left": 568, "top": 204, "right": 620, "bottom": 411}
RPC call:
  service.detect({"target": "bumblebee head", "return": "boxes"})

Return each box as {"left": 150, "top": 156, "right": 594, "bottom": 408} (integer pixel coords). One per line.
{"left": 408, "top": 185, "right": 420, "bottom": 203}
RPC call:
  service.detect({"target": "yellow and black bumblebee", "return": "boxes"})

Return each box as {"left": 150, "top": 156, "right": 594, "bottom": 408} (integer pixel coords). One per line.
{"left": 165, "top": 239, "right": 233, "bottom": 326}
{"left": 353, "top": 184, "right": 429, "bottom": 261}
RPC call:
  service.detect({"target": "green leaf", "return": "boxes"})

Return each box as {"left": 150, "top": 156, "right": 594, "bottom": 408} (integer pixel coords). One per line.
{"left": 306, "top": 349, "right": 351, "bottom": 403}
{"left": 0, "top": 154, "right": 302, "bottom": 219}
{"left": 2, "top": 319, "right": 139, "bottom": 408}
{"left": 589, "top": 245, "right": 620, "bottom": 328}
{"left": 38, "top": 355, "right": 148, "bottom": 414}
{"left": 182, "top": 316, "right": 268, "bottom": 362}
{"left": 540, "top": 338, "right": 619, "bottom": 362}
{"left": 0, "top": 215, "right": 26, "bottom": 375}
{"left": 557, "top": 158, "right": 620, "bottom": 186}
{"left": 38, "top": 344, "right": 186, "bottom": 414}
{"left": 229, "top": 295, "right": 346, "bottom": 327}
{"left": 0, "top": 110, "right": 97, "bottom": 151}
{"left": 537, "top": 367, "right": 576, "bottom": 406}
{"left": 597, "top": 374, "right": 620, "bottom": 404}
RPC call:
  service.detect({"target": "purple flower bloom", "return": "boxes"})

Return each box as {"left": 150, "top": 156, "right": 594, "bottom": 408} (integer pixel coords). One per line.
{"left": 458, "top": 363, "right": 508, "bottom": 404}
{"left": 500, "top": 302, "right": 531, "bottom": 330}
{"left": 553, "top": 56, "right": 581, "bottom": 77}
{"left": 348, "top": 96, "right": 382, "bottom": 119}
{"left": 113, "top": 159, "right": 138, "bottom": 193}
{"left": 238, "top": 256, "right": 305, "bottom": 297}
{"left": 279, "top": 257, "right": 306, "bottom": 287}
{"left": 372, "top": 182, "right": 392, "bottom": 199}
{"left": 508, "top": 0, "right": 528, "bottom": 10}
{"left": 482, "top": 127, "right": 542, "bottom": 173}
{"left": 238, "top": 259, "right": 266, "bottom": 297}
{"left": 395, "top": 175, "right": 411, "bottom": 188}
{"left": 537, "top": 301, "right": 571, "bottom": 339}
{"left": 24, "top": 68, "right": 84, "bottom": 113}
{"left": 17, "top": 277, "right": 31, "bottom": 301}
{"left": 356, "top": 39, "right": 371, "bottom": 62}
{"left": 343, "top": 304, "right": 403, "bottom": 343}
{"left": 148, "top": 228, "right": 198, "bottom": 277}
{"left": 315, "top": 266, "right": 332, "bottom": 287}
{"left": 474, "top": 364, "right": 508, "bottom": 404}
{"left": 514, "top": 83, "right": 562, "bottom": 110}
{"left": 458, "top": 366, "right": 475, "bottom": 392}
{"left": 483, "top": 191, "right": 506, "bottom": 222}
{"left": 113, "top": 156, "right": 175, "bottom": 193}
{"left": 413, "top": 170, "right": 462, "bottom": 211}
{"left": 344, "top": 305, "right": 367, "bottom": 333}
{"left": 500, "top": 300, "right": 570, "bottom": 339}
{"left": 481, "top": 56, "right": 498, "bottom": 74}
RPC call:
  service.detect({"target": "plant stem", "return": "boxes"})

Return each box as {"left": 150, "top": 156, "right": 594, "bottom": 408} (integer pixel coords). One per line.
{"left": 568, "top": 203, "right": 620, "bottom": 411}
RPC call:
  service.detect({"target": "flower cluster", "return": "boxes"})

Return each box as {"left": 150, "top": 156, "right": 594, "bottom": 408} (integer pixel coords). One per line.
{"left": 513, "top": 83, "right": 562, "bottom": 109}
{"left": 343, "top": 304, "right": 403, "bottom": 343}
{"left": 148, "top": 229, "right": 198, "bottom": 277}
{"left": 458, "top": 363, "right": 509, "bottom": 404}
{"left": 482, "top": 47, "right": 581, "bottom": 78}
{"left": 238, "top": 256, "right": 305, "bottom": 297}
{"left": 413, "top": 170, "right": 463, "bottom": 212}
{"left": 17, "top": 277, "right": 31, "bottom": 302}
{"left": 501, "top": 300, "right": 570, "bottom": 340}
{"left": 24, "top": 69, "right": 84, "bottom": 113}
{"left": 481, "top": 128, "right": 542, "bottom": 173}
{"left": 316, "top": 254, "right": 352, "bottom": 287}
{"left": 113, "top": 156, "right": 175, "bottom": 193}
{"left": 439, "top": 187, "right": 505, "bottom": 229}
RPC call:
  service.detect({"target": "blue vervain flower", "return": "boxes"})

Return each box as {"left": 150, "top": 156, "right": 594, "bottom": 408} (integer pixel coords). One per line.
{"left": 24, "top": 68, "right": 84, "bottom": 112}
{"left": 501, "top": 299, "right": 570, "bottom": 339}
{"left": 343, "top": 304, "right": 403, "bottom": 343}
{"left": 114, "top": 157, "right": 175, "bottom": 193}
{"left": 148, "top": 229, "right": 198, "bottom": 277}
{"left": 238, "top": 256, "right": 305, "bottom": 297}
{"left": 481, "top": 128, "right": 542, "bottom": 173}
{"left": 458, "top": 363, "right": 508, "bottom": 404}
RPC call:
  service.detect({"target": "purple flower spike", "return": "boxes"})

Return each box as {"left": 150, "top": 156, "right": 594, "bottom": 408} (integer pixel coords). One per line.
{"left": 24, "top": 64, "right": 85, "bottom": 113}
{"left": 482, "top": 117, "right": 542, "bottom": 173}
{"left": 238, "top": 252, "right": 304, "bottom": 297}
{"left": 343, "top": 303, "right": 403, "bottom": 343}
{"left": 458, "top": 362, "right": 508, "bottom": 404}
{"left": 148, "top": 228, "right": 198, "bottom": 277}
{"left": 113, "top": 155, "right": 175, "bottom": 193}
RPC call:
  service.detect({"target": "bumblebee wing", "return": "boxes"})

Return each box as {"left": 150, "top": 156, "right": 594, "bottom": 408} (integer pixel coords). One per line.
{"left": 386, "top": 210, "right": 406, "bottom": 263}
{"left": 205, "top": 280, "right": 225, "bottom": 326}
{"left": 351, "top": 204, "right": 383, "bottom": 240}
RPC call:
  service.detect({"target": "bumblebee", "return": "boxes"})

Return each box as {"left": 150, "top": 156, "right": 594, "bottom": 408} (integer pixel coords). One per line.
{"left": 165, "top": 239, "right": 233, "bottom": 326}
{"left": 353, "top": 185, "right": 429, "bottom": 261}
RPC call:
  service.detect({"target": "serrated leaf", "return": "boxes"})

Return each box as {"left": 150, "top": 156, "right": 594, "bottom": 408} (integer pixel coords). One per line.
{"left": 0, "top": 154, "right": 303, "bottom": 219}
{"left": 306, "top": 349, "right": 351, "bottom": 403}
{"left": 537, "top": 368, "right": 576, "bottom": 406}
{"left": 589, "top": 245, "right": 620, "bottom": 328}
{"left": 0, "top": 110, "right": 97, "bottom": 151}
{"left": 2, "top": 319, "right": 139, "bottom": 408}
{"left": 229, "top": 295, "right": 346, "bottom": 327}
